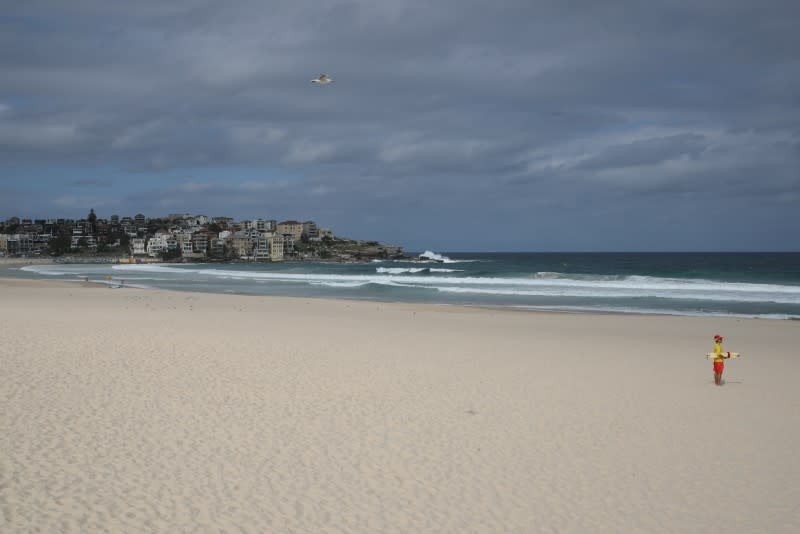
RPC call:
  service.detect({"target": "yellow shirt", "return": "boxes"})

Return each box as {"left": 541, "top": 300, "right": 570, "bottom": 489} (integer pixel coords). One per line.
{"left": 714, "top": 342, "right": 724, "bottom": 362}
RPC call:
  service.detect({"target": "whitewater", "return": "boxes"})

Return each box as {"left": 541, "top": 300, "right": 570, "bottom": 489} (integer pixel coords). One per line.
{"left": 13, "top": 251, "right": 800, "bottom": 319}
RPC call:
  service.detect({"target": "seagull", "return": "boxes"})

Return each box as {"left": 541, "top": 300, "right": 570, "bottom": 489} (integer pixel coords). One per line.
{"left": 310, "top": 74, "right": 333, "bottom": 85}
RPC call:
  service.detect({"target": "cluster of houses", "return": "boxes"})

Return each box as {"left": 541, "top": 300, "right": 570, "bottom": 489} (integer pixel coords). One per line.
{"left": 0, "top": 213, "right": 334, "bottom": 262}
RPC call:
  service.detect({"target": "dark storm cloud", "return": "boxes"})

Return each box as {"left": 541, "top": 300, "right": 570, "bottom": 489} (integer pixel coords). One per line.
{"left": 0, "top": 0, "right": 798, "bottom": 249}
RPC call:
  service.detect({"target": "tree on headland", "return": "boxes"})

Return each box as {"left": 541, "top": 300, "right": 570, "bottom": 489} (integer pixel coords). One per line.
{"left": 47, "top": 233, "right": 71, "bottom": 256}
{"left": 118, "top": 233, "right": 130, "bottom": 249}
{"left": 160, "top": 248, "right": 182, "bottom": 261}
{"left": 147, "top": 218, "right": 169, "bottom": 235}
{"left": 87, "top": 209, "right": 97, "bottom": 234}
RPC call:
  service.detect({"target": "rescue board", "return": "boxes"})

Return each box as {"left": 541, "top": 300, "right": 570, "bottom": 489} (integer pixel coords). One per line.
{"left": 706, "top": 352, "right": 741, "bottom": 359}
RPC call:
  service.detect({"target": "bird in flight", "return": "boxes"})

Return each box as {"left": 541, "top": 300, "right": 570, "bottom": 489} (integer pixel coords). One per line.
{"left": 310, "top": 74, "right": 333, "bottom": 85}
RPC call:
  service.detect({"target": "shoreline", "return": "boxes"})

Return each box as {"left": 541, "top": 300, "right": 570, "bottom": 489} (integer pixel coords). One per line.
{"left": 0, "top": 257, "right": 56, "bottom": 266}
{"left": 1, "top": 274, "right": 797, "bottom": 322}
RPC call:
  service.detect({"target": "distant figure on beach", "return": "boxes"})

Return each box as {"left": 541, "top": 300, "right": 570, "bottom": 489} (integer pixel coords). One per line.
{"left": 712, "top": 334, "right": 732, "bottom": 386}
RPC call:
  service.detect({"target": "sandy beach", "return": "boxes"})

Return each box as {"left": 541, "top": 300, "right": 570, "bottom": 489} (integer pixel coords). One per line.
{"left": 1, "top": 278, "right": 799, "bottom": 533}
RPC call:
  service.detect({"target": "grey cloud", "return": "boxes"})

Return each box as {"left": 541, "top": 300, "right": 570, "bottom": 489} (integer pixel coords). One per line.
{"left": 575, "top": 133, "right": 709, "bottom": 171}
{"left": 70, "top": 179, "right": 111, "bottom": 186}
{"left": 1, "top": 0, "right": 799, "bottom": 249}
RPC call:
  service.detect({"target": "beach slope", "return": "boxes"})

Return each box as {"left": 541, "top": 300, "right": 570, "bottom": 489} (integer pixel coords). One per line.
{"left": 1, "top": 279, "right": 798, "bottom": 532}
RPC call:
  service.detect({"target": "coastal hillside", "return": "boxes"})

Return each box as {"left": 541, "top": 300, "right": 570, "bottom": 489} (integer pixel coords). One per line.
{"left": 295, "top": 237, "right": 406, "bottom": 262}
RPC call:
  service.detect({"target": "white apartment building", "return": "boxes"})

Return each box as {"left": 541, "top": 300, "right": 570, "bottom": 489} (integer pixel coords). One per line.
{"left": 210, "top": 238, "right": 225, "bottom": 258}
{"left": 70, "top": 227, "right": 97, "bottom": 251}
{"left": 192, "top": 231, "right": 209, "bottom": 254}
{"left": 269, "top": 236, "right": 284, "bottom": 262}
{"left": 146, "top": 235, "right": 169, "bottom": 257}
{"left": 253, "top": 219, "right": 277, "bottom": 232}
{"left": 131, "top": 238, "right": 146, "bottom": 255}
{"left": 253, "top": 237, "right": 270, "bottom": 260}
{"left": 302, "top": 221, "right": 319, "bottom": 241}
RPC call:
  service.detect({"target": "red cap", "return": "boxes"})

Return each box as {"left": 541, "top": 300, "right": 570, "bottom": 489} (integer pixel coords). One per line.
{"left": 714, "top": 334, "right": 723, "bottom": 341}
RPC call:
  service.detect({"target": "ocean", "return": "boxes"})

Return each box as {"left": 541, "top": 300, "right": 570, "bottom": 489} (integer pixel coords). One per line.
{"left": 12, "top": 251, "right": 800, "bottom": 319}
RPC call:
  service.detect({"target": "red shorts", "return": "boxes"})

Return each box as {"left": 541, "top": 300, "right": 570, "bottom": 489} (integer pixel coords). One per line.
{"left": 713, "top": 360, "right": 725, "bottom": 373}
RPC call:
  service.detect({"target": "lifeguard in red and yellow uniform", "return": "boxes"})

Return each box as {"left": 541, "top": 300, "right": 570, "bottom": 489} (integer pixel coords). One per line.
{"left": 712, "top": 334, "right": 730, "bottom": 385}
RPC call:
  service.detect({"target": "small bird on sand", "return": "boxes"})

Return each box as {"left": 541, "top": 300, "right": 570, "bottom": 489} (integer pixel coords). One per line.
{"left": 310, "top": 74, "right": 333, "bottom": 85}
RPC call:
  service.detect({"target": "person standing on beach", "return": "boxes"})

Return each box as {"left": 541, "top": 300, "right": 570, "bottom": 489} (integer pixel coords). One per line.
{"left": 712, "top": 334, "right": 731, "bottom": 386}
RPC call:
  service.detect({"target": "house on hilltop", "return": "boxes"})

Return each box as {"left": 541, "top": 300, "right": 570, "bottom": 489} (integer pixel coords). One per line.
{"left": 277, "top": 220, "right": 303, "bottom": 241}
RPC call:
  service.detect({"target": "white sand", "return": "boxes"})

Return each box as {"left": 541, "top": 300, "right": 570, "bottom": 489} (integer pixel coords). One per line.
{"left": 1, "top": 278, "right": 799, "bottom": 533}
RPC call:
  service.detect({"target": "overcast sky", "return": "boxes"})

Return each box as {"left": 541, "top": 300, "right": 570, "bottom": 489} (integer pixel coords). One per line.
{"left": 1, "top": 0, "right": 798, "bottom": 251}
